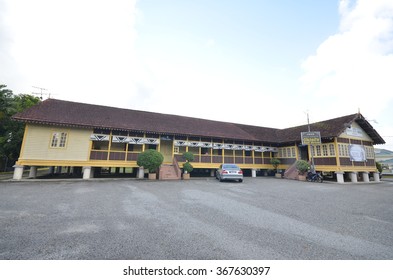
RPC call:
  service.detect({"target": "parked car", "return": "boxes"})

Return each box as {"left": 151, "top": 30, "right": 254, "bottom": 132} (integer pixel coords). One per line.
{"left": 216, "top": 164, "right": 243, "bottom": 182}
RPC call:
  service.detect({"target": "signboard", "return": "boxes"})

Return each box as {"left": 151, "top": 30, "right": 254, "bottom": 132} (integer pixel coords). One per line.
{"left": 301, "top": 131, "right": 321, "bottom": 145}
{"left": 346, "top": 127, "right": 363, "bottom": 137}
{"left": 349, "top": 144, "right": 366, "bottom": 162}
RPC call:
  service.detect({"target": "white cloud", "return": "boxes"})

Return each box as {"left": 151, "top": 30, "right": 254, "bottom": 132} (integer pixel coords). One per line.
{"left": 300, "top": 0, "right": 393, "bottom": 149}
{"left": 205, "top": 39, "right": 216, "bottom": 48}
{"left": 1, "top": 0, "right": 138, "bottom": 107}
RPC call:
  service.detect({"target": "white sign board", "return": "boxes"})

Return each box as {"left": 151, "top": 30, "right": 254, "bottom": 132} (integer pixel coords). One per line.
{"left": 301, "top": 131, "right": 321, "bottom": 145}
{"left": 349, "top": 144, "right": 366, "bottom": 162}
{"left": 346, "top": 127, "right": 363, "bottom": 137}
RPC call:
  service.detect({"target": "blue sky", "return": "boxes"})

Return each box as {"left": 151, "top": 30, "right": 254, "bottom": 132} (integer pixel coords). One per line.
{"left": 1, "top": 0, "right": 393, "bottom": 150}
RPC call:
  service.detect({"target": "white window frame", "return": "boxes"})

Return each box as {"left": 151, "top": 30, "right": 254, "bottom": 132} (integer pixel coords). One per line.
{"left": 50, "top": 132, "right": 68, "bottom": 148}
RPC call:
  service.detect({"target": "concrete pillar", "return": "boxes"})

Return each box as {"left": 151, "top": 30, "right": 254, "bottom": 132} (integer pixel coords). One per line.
{"left": 28, "top": 166, "right": 37, "bottom": 178}
{"left": 251, "top": 169, "right": 257, "bottom": 178}
{"left": 83, "top": 166, "right": 93, "bottom": 179}
{"left": 336, "top": 172, "right": 345, "bottom": 184}
{"left": 349, "top": 172, "right": 358, "bottom": 183}
{"left": 210, "top": 169, "right": 215, "bottom": 177}
{"left": 373, "top": 172, "right": 380, "bottom": 182}
{"left": 138, "top": 167, "right": 145, "bottom": 179}
{"left": 48, "top": 166, "right": 55, "bottom": 175}
{"left": 55, "top": 166, "right": 62, "bottom": 174}
{"left": 13, "top": 165, "right": 24, "bottom": 180}
{"left": 362, "top": 172, "right": 370, "bottom": 183}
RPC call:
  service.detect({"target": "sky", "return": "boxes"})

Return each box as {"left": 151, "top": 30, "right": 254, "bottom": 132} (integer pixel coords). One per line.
{"left": 1, "top": 0, "right": 393, "bottom": 150}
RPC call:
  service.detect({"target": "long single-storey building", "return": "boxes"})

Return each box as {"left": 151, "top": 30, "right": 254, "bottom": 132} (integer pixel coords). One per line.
{"left": 12, "top": 99, "right": 385, "bottom": 182}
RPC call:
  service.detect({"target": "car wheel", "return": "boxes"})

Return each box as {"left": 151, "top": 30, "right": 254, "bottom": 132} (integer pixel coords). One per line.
{"left": 239, "top": 179, "right": 243, "bottom": 183}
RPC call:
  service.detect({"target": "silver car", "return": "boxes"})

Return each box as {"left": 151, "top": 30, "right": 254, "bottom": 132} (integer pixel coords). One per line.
{"left": 216, "top": 164, "right": 243, "bottom": 182}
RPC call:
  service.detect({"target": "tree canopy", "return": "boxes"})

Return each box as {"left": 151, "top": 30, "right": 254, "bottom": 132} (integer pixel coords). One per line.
{"left": 0, "top": 85, "right": 41, "bottom": 171}
{"left": 136, "top": 149, "right": 164, "bottom": 174}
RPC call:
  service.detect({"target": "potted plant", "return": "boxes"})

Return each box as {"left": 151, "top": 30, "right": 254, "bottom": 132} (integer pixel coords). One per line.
{"left": 182, "top": 152, "right": 194, "bottom": 180}
{"left": 270, "top": 158, "right": 281, "bottom": 178}
{"left": 182, "top": 162, "right": 193, "bottom": 180}
{"left": 295, "top": 160, "right": 310, "bottom": 181}
{"left": 137, "top": 149, "right": 164, "bottom": 180}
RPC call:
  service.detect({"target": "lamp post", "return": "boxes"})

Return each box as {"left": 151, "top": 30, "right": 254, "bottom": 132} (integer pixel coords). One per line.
{"left": 306, "top": 112, "right": 315, "bottom": 172}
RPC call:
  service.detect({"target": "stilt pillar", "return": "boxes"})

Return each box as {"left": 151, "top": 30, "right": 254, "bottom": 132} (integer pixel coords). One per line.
{"left": 48, "top": 166, "right": 55, "bottom": 175}
{"left": 210, "top": 169, "right": 215, "bottom": 177}
{"left": 138, "top": 167, "right": 145, "bottom": 179}
{"left": 13, "top": 165, "right": 24, "bottom": 180}
{"left": 362, "top": 172, "right": 370, "bottom": 183}
{"left": 83, "top": 166, "right": 93, "bottom": 179}
{"left": 28, "top": 166, "right": 37, "bottom": 178}
{"left": 349, "top": 172, "right": 358, "bottom": 183}
{"left": 373, "top": 172, "right": 380, "bottom": 182}
{"left": 251, "top": 169, "right": 257, "bottom": 178}
{"left": 336, "top": 172, "right": 345, "bottom": 184}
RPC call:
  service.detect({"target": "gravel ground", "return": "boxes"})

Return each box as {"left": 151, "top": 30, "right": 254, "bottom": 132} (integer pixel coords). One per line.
{"left": 1, "top": 177, "right": 393, "bottom": 260}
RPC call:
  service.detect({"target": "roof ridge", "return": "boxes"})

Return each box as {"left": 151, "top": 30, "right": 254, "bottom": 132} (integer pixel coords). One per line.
{"left": 12, "top": 99, "right": 385, "bottom": 144}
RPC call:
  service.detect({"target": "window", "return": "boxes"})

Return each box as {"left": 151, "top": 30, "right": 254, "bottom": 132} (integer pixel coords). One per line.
{"left": 322, "top": 145, "right": 328, "bottom": 156}
{"left": 311, "top": 146, "right": 315, "bottom": 157}
{"left": 316, "top": 145, "right": 321, "bottom": 156}
{"left": 202, "top": 148, "right": 210, "bottom": 155}
{"left": 339, "top": 144, "right": 350, "bottom": 157}
{"left": 174, "top": 147, "right": 180, "bottom": 154}
{"left": 329, "top": 144, "right": 335, "bottom": 156}
{"left": 365, "top": 146, "right": 374, "bottom": 158}
{"left": 344, "top": 145, "right": 349, "bottom": 157}
{"left": 50, "top": 132, "right": 67, "bottom": 148}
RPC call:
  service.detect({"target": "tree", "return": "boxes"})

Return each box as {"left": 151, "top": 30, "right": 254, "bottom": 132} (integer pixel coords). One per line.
{"left": 270, "top": 158, "right": 281, "bottom": 173}
{"left": 137, "top": 149, "right": 164, "bottom": 174}
{"left": 183, "top": 162, "right": 194, "bottom": 173}
{"left": 182, "top": 152, "right": 194, "bottom": 174}
{"left": 295, "top": 160, "right": 310, "bottom": 175}
{"left": 0, "top": 85, "right": 41, "bottom": 171}
{"left": 182, "top": 152, "right": 194, "bottom": 162}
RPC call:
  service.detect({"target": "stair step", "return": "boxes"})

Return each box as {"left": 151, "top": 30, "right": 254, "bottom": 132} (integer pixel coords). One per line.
{"left": 159, "top": 164, "right": 181, "bottom": 180}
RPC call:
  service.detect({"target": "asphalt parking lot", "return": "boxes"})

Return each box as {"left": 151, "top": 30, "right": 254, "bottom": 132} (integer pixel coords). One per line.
{"left": 1, "top": 177, "right": 393, "bottom": 260}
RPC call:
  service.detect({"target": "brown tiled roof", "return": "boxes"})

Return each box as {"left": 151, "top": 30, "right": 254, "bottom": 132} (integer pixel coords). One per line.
{"left": 12, "top": 99, "right": 385, "bottom": 144}
{"left": 278, "top": 114, "right": 385, "bottom": 145}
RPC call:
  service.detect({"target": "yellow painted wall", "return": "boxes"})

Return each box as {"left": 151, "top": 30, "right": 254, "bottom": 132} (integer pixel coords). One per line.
{"left": 338, "top": 122, "right": 373, "bottom": 141}
{"left": 20, "top": 124, "right": 92, "bottom": 161}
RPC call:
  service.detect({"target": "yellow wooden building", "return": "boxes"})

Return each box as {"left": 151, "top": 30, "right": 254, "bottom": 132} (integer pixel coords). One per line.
{"left": 12, "top": 99, "right": 385, "bottom": 183}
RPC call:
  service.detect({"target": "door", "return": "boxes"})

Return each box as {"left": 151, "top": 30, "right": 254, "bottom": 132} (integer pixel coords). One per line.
{"left": 160, "top": 139, "right": 173, "bottom": 163}
{"left": 299, "top": 145, "right": 309, "bottom": 161}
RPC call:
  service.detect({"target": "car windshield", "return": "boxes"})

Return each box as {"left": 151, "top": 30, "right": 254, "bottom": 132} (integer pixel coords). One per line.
{"left": 223, "top": 164, "right": 239, "bottom": 169}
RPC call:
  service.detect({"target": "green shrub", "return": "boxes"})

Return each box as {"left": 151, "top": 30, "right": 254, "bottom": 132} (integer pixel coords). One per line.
{"left": 270, "top": 158, "right": 281, "bottom": 172}
{"left": 137, "top": 149, "right": 164, "bottom": 174}
{"left": 183, "top": 162, "right": 194, "bottom": 173}
{"left": 295, "top": 160, "right": 310, "bottom": 175}
{"left": 182, "top": 152, "right": 195, "bottom": 162}
{"left": 376, "top": 162, "right": 382, "bottom": 173}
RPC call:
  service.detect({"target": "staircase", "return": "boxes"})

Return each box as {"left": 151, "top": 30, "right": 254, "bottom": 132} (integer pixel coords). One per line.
{"left": 159, "top": 157, "right": 181, "bottom": 180}
{"left": 283, "top": 161, "right": 299, "bottom": 180}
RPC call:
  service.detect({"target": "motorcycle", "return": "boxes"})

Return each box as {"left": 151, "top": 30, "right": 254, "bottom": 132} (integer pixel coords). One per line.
{"left": 306, "top": 171, "right": 323, "bottom": 183}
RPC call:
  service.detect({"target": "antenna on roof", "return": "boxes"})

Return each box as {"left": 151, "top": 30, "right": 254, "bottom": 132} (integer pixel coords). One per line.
{"left": 304, "top": 110, "right": 311, "bottom": 132}
{"left": 31, "top": 86, "right": 56, "bottom": 100}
